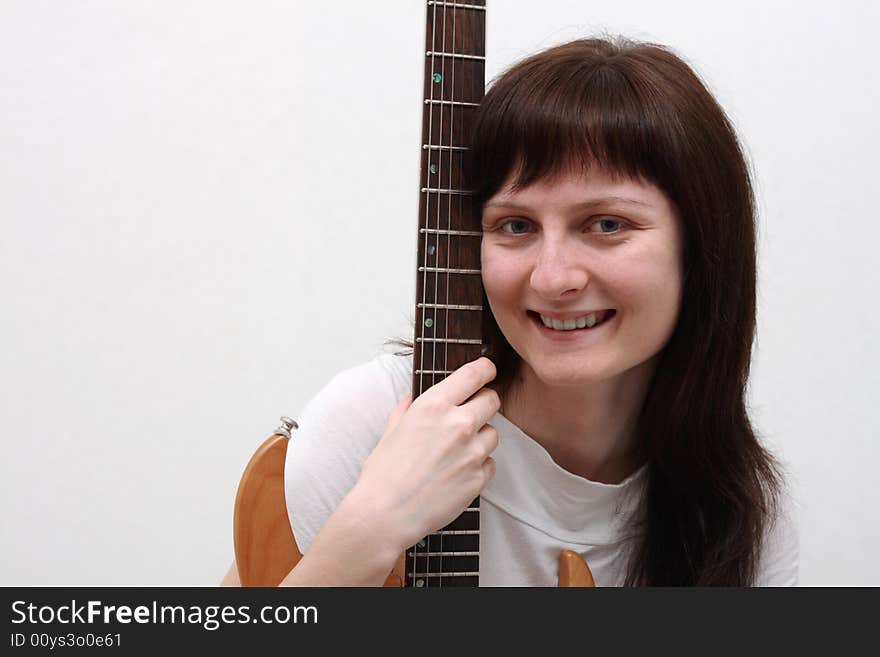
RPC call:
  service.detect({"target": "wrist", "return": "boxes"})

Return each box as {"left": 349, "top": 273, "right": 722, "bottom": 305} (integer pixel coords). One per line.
{"left": 341, "top": 482, "right": 411, "bottom": 559}
{"left": 287, "top": 486, "right": 404, "bottom": 587}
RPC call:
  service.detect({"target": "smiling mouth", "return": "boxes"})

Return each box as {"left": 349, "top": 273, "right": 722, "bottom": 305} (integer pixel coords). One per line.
{"left": 527, "top": 310, "right": 617, "bottom": 332}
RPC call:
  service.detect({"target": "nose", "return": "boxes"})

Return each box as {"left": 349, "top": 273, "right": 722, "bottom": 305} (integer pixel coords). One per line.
{"left": 529, "top": 238, "right": 590, "bottom": 300}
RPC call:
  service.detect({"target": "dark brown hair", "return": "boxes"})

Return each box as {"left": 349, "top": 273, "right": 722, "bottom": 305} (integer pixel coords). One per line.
{"left": 468, "top": 36, "right": 783, "bottom": 585}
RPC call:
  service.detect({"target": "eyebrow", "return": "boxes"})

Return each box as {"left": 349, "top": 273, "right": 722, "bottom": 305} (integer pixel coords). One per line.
{"left": 483, "top": 195, "right": 653, "bottom": 211}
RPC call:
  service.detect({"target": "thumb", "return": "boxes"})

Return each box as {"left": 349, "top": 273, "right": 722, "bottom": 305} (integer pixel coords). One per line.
{"left": 385, "top": 393, "right": 413, "bottom": 431}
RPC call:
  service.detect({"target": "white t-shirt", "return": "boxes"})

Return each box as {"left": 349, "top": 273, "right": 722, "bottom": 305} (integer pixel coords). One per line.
{"left": 284, "top": 352, "right": 799, "bottom": 586}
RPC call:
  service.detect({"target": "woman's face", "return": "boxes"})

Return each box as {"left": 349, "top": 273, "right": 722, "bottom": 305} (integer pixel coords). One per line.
{"left": 480, "top": 166, "right": 685, "bottom": 388}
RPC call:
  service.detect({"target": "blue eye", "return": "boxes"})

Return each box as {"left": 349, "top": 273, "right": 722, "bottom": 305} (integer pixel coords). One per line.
{"left": 593, "top": 218, "right": 623, "bottom": 234}
{"left": 495, "top": 217, "right": 625, "bottom": 236}
{"left": 500, "top": 219, "right": 531, "bottom": 234}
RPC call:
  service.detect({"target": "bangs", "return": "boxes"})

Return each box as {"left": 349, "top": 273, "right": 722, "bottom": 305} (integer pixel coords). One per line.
{"left": 469, "top": 40, "right": 682, "bottom": 206}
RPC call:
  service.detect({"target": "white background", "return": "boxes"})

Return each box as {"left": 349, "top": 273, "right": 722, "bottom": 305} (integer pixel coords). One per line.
{"left": 1, "top": 1, "right": 877, "bottom": 585}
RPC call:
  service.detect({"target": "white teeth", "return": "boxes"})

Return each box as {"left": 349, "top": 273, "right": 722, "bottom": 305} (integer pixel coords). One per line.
{"left": 539, "top": 312, "right": 599, "bottom": 331}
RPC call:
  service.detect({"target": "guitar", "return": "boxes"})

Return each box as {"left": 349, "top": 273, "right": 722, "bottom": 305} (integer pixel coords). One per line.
{"left": 233, "top": 0, "right": 595, "bottom": 588}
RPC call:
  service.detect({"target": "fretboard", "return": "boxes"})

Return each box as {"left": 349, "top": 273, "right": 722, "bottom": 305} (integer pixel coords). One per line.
{"left": 406, "top": 0, "right": 487, "bottom": 588}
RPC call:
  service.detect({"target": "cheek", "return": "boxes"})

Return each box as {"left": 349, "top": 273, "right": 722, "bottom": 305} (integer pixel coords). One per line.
{"left": 609, "top": 245, "right": 683, "bottom": 319}
{"left": 481, "top": 248, "right": 521, "bottom": 302}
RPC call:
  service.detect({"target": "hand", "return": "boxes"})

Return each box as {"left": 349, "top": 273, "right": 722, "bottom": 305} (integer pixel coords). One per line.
{"left": 352, "top": 356, "right": 501, "bottom": 552}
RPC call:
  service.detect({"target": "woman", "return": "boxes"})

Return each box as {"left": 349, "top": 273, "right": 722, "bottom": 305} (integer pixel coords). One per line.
{"left": 223, "top": 36, "right": 798, "bottom": 586}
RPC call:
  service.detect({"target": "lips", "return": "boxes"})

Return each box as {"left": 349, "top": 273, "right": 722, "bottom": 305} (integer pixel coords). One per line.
{"left": 528, "top": 309, "right": 616, "bottom": 331}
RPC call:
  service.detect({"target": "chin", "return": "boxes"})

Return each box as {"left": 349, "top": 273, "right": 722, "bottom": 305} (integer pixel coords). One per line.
{"left": 528, "top": 358, "right": 614, "bottom": 388}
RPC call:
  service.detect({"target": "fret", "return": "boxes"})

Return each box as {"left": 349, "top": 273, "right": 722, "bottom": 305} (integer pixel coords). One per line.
{"left": 424, "top": 99, "right": 480, "bottom": 107}
{"left": 441, "top": 507, "right": 480, "bottom": 530}
{"left": 416, "top": 337, "right": 482, "bottom": 344}
{"left": 410, "top": 571, "right": 481, "bottom": 578}
{"left": 408, "top": 550, "right": 479, "bottom": 557}
{"left": 418, "top": 266, "right": 481, "bottom": 274}
{"left": 417, "top": 302, "right": 483, "bottom": 311}
{"left": 422, "top": 144, "right": 468, "bottom": 151}
{"left": 415, "top": 369, "right": 453, "bottom": 375}
{"left": 419, "top": 228, "right": 481, "bottom": 236}
{"left": 427, "top": 1, "right": 486, "bottom": 10}
{"left": 410, "top": 575, "right": 479, "bottom": 587}
{"left": 421, "top": 187, "right": 473, "bottom": 195}
{"left": 434, "top": 529, "right": 480, "bottom": 535}
{"left": 415, "top": 273, "right": 484, "bottom": 298}
{"left": 424, "top": 114, "right": 479, "bottom": 153}
{"left": 426, "top": 51, "right": 486, "bottom": 62}
{"left": 422, "top": 533, "right": 479, "bottom": 549}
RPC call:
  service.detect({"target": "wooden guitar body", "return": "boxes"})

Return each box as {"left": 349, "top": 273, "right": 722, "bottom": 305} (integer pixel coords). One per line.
{"left": 233, "top": 431, "right": 595, "bottom": 587}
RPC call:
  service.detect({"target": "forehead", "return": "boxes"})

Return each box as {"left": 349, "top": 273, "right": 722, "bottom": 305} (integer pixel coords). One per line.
{"left": 485, "top": 166, "right": 670, "bottom": 211}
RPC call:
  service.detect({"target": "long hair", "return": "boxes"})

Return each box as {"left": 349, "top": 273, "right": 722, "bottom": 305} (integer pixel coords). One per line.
{"left": 467, "top": 36, "right": 783, "bottom": 586}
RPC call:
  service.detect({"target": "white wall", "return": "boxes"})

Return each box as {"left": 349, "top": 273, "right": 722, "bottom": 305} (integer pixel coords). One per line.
{"left": 1, "top": 0, "right": 877, "bottom": 585}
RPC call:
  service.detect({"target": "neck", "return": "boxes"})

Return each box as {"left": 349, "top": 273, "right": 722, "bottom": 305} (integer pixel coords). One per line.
{"left": 501, "top": 356, "right": 659, "bottom": 484}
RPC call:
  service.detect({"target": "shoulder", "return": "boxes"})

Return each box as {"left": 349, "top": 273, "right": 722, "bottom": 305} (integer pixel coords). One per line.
{"left": 283, "top": 351, "right": 412, "bottom": 552}
{"left": 754, "top": 483, "right": 801, "bottom": 586}
{"left": 296, "top": 351, "right": 412, "bottom": 432}
{"left": 287, "top": 350, "right": 412, "bottom": 466}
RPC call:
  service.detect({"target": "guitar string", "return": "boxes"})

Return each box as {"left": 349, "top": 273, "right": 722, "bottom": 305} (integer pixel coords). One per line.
{"left": 440, "top": 1, "right": 457, "bottom": 587}
{"left": 414, "top": 0, "right": 439, "bottom": 587}
{"left": 464, "top": 2, "right": 484, "bottom": 587}
{"left": 472, "top": 3, "right": 483, "bottom": 587}
{"left": 431, "top": 1, "right": 448, "bottom": 587}
{"left": 478, "top": 3, "right": 485, "bottom": 586}
{"left": 454, "top": 3, "right": 465, "bottom": 587}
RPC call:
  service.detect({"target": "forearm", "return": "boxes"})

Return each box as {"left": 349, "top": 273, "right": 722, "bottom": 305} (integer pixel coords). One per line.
{"left": 279, "top": 486, "right": 404, "bottom": 587}
{"left": 220, "top": 561, "right": 241, "bottom": 587}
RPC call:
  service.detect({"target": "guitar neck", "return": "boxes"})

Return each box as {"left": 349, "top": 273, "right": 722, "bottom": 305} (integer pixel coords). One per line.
{"left": 412, "top": 0, "right": 487, "bottom": 399}
{"left": 407, "top": 0, "right": 487, "bottom": 588}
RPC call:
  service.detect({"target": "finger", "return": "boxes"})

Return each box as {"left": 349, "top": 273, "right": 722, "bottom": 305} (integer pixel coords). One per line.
{"left": 474, "top": 423, "right": 499, "bottom": 456}
{"left": 481, "top": 456, "right": 496, "bottom": 486}
{"left": 423, "top": 357, "right": 497, "bottom": 407}
{"left": 462, "top": 387, "right": 502, "bottom": 424}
